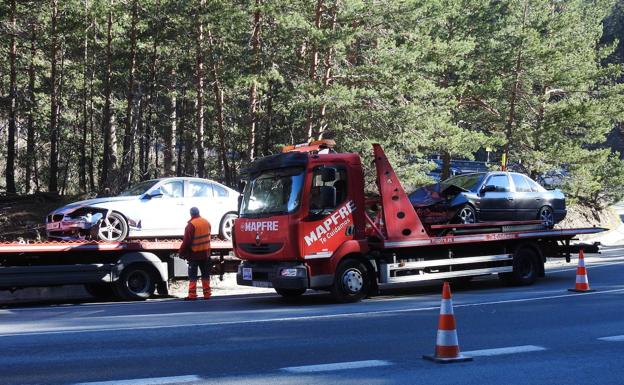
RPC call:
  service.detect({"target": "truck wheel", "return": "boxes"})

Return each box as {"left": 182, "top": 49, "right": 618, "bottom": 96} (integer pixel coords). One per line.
{"left": 275, "top": 288, "right": 306, "bottom": 298}
{"left": 331, "top": 259, "right": 371, "bottom": 303}
{"left": 501, "top": 247, "right": 539, "bottom": 286}
{"left": 84, "top": 283, "right": 116, "bottom": 300}
{"left": 114, "top": 264, "right": 156, "bottom": 301}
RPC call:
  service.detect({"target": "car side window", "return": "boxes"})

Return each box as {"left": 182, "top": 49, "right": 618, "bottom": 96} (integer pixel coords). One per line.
{"left": 511, "top": 174, "right": 531, "bottom": 192}
{"left": 160, "top": 181, "right": 184, "bottom": 198}
{"left": 189, "top": 182, "right": 214, "bottom": 198}
{"left": 212, "top": 184, "right": 229, "bottom": 198}
{"left": 486, "top": 174, "right": 510, "bottom": 192}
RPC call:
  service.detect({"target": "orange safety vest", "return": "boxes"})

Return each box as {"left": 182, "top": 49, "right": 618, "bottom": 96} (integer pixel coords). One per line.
{"left": 190, "top": 217, "right": 211, "bottom": 253}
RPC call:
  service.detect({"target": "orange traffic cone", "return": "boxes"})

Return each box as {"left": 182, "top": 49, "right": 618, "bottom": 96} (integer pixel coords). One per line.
{"left": 423, "top": 282, "right": 472, "bottom": 363}
{"left": 568, "top": 249, "right": 595, "bottom": 292}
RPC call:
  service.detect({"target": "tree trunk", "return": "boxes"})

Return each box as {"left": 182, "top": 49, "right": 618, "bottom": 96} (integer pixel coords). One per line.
{"left": 247, "top": 0, "right": 262, "bottom": 161}
{"left": 207, "top": 29, "right": 231, "bottom": 185}
{"left": 6, "top": 0, "right": 18, "bottom": 194}
{"left": 262, "top": 81, "right": 274, "bottom": 156}
{"left": 164, "top": 67, "right": 177, "bottom": 177}
{"left": 100, "top": 0, "right": 116, "bottom": 190}
{"left": 318, "top": 2, "right": 337, "bottom": 139}
{"left": 195, "top": 0, "right": 206, "bottom": 178}
{"left": 48, "top": 0, "right": 60, "bottom": 193}
{"left": 79, "top": 0, "right": 90, "bottom": 192}
{"left": 142, "top": 28, "right": 159, "bottom": 179}
{"left": 305, "top": 0, "right": 323, "bottom": 141}
{"left": 25, "top": 20, "right": 37, "bottom": 194}
{"left": 121, "top": 0, "right": 138, "bottom": 188}
{"left": 503, "top": 2, "right": 528, "bottom": 169}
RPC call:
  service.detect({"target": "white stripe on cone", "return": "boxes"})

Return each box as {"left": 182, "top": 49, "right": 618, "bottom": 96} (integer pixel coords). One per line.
{"left": 436, "top": 329, "right": 459, "bottom": 347}
{"left": 576, "top": 274, "right": 589, "bottom": 284}
{"left": 440, "top": 299, "right": 454, "bottom": 315}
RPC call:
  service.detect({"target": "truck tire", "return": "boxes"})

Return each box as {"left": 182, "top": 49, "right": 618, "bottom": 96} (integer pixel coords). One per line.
{"left": 500, "top": 247, "right": 539, "bottom": 286}
{"left": 275, "top": 288, "right": 306, "bottom": 298}
{"left": 331, "top": 259, "right": 371, "bottom": 303}
{"left": 114, "top": 264, "right": 157, "bottom": 301}
{"left": 84, "top": 283, "right": 116, "bottom": 300}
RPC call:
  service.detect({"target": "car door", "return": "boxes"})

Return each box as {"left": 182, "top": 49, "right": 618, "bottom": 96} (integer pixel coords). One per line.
{"left": 478, "top": 174, "right": 515, "bottom": 221}
{"left": 510, "top": 173, "right": 535, "bottom": 220}
{"left": 139, "top": 180, "right": 187, "bottom": 236}
{"left": 186, "top": 180, "right": 220, "bottom": 235}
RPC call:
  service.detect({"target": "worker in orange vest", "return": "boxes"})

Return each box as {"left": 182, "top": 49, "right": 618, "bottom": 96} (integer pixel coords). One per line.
{"left": 178, "top": 207, "right": 212, "bottom": 300}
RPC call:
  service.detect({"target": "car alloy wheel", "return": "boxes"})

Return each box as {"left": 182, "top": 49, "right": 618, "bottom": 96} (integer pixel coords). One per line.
{"left": 539, "top": 206, "right": 554, "bottom": 228}
{"left": 458, "top": 206, "right": 476, "bottom": 224}
{"left": 220, "top": 213, "right": 237, "bottom": 241}
{"left": 98, "top": 212, "right": 128, "bottom": 242}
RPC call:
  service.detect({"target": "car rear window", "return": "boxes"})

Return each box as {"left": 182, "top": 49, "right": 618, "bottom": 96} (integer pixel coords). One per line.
{"left": 526, "top": 177, "right": 546, "bottom": 192}
{"left": 189, "top": 182, "right": 214, "bottom": 198}
{"left": 213, "top": 184, "right": 229, "bottom": 198}
{"left": 511, "top": 174, "right": 532, "bottom": 192}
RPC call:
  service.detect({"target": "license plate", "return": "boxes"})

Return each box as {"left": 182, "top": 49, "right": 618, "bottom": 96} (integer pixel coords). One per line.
{"left": 252, "top": 281, "right": 272, "bottom": 288}
{"left": 46, "top": 222, "right": 60, "bottom": 230}
{"left": 242, "top": 267, "right": 252, "bottom": 281}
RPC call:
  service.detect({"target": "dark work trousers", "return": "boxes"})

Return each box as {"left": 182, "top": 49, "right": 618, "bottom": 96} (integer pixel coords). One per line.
{"left": 188, "top": 259, "right": 213, "bottom": 281}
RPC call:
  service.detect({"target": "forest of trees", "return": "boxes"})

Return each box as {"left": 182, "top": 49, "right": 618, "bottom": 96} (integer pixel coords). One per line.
{"left": 1, "top": 0, "right": 624, "bottom": 208}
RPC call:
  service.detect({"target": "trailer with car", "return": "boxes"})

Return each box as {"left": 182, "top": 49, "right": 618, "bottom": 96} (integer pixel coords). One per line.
{"left": 234, "top": 141, "right": 603, "bottom": 302}
{"left": 0, "top": 239, "right": 234, "bottom": 301}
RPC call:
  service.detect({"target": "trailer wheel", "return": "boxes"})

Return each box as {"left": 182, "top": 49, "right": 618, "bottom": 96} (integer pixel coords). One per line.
{"left": 501, "top": 247, "right": 539, "bottom": 286}
{"left": 114, "top": 264, "right": 157, "bottom": 301}
{"left": 331, "top": 259, "right": 371, "bottom": 303}
{"left": 275, "top": 288, "right": 307, "bottom": 298}
{"left": 84, "top": 283, "right": 116, "bottom": 300}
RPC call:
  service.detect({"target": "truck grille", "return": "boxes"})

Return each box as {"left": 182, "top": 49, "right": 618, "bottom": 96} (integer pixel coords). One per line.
{"left": 238, "top": 243, "right": 283, "bottom": 255}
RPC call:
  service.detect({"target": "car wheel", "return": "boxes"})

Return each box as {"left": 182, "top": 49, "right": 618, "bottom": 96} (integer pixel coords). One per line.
{"left": 219, "top": 213, "right": 237, "bottom": 241}
{"left": 113, "top": 264, "right": 156, "bottom": 301}
{"left": 98, "top": 212, "right": 128, "bottom": 242}
{"left": 538, "top": 206, "right": 554, "bottom": 228}
{"left": 331, "top": 259, "right": 371, "bottom": 303}
{"left": 455, "top": 205, "right": 476, "bottom": 224}
{"left": 275, "top": 288, "right": 307, "bottom": 298}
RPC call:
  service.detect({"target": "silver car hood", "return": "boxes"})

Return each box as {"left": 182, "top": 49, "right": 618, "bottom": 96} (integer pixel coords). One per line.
{"left": 51, "top": 196, "right": 139, "bottom": 215}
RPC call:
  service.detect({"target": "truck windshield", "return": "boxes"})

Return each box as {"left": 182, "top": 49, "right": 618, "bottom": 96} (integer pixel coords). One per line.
{"left": 240, "top": 167, "right": 305, "bottom": 218}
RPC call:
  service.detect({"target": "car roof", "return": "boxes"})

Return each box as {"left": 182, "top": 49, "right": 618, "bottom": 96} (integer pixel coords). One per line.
{"left": 147, "top": 177, "right": 235, "bottom": 190}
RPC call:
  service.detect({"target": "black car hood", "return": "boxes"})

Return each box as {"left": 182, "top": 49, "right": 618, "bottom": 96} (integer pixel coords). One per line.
{"left": 408, "top": 183, "right": 467, "bottom": 207}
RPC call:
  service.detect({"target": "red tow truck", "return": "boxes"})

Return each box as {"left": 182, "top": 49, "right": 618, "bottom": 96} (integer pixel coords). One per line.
{"left": 234, "top": 141, "right": 603, "bottom": 302}
{"left": 0, "top": 239, "right": 233, "bottom": 301}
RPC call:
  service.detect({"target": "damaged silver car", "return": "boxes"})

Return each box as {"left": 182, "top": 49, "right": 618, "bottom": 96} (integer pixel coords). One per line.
{"left": 46, "top": 177, "right": 239, "bottom": 242}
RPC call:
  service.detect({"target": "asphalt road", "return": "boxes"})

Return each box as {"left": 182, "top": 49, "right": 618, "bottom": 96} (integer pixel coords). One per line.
{"left": 1, "top": 247, "right": 623, "bottom": 385}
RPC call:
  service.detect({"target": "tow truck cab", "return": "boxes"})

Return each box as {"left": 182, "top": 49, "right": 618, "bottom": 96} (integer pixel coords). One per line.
{"left": 235, "top": 143, "right": 368, "bottom": 292}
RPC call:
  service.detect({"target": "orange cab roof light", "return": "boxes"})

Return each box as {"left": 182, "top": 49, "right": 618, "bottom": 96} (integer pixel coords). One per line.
{"left": 282, "top": 139, "right": 337, "bottom": 153}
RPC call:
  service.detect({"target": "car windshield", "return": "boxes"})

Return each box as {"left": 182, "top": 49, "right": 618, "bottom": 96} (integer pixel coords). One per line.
{"left": 119, "top": 180, "right": 159, "bottom": 196}
{"left": 240, "top": 167, "right": 305, "bottom": 218}
{"left": 440, "top": 173, "right": 486, "bottom": 192}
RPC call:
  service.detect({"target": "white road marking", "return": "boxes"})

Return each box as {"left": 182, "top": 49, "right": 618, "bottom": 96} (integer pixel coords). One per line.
{"left": 3, "top": 287, "right": 624, "bottom": 338}
{"left": 598, "top": 335, "right": 624, "bottom": 342}
{"left": 462, "top": 345, "right": 546, "bottom": 357}
{"left": 74, "top": 375, "right": 201, "bottom": 385}
{"left": 281, "top": 360, "right": 391, "bottom": 373}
